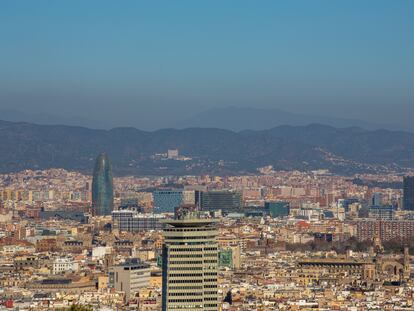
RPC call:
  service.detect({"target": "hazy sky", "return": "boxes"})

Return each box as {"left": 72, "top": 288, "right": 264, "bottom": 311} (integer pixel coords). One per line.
{"left": 0, "top": 1, "right": 413, "bottom": 129}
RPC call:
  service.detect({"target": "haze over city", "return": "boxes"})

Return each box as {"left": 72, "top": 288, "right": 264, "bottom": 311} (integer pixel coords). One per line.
{"left": 1, "top": 1, "right": 413, "bottom": 130}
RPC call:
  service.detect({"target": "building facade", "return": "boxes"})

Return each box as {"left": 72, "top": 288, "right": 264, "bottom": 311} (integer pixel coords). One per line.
{"left": 200, "top": 191, "right": 242, "bottom": 214}
{"left": 112, "top": 209, "right": 165, "bottom": 232}
{"left": 355, "top": 220, "right": 414, "bottom": 242}
{"left": 52, "top": 257, "right": 78, "bottom": 275}
{"left": 153, "top": 190, "right": 183, "bottom": 213}
{"left": 161, "top": 213, "right": 219, "bottom": 311}
{"left": 368, "top": 205, "right": 395, "bottom": 220}
{"left": 109, "top": 258, "right": 150, "bottom": 301}
{"left": 265, "top": 201, "right": 290, "bottom": 218}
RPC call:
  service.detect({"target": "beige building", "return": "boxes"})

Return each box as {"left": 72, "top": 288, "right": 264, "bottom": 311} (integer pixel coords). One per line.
{"left": 110, "top": 258, "right": 151, "bottom": 301}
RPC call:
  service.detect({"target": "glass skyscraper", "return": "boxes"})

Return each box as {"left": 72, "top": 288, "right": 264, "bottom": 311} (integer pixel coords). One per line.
{"left": 153, "top": 190, "right": 183, "bottom": 213}
{"left": 92, "top": 153, "right": 114, "bottom": 216}
{"left": 200, "top": 190, "right": 242, "bottom": 214}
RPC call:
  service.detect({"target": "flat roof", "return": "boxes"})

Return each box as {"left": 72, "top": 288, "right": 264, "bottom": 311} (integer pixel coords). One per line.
{"left": 161, "top": 218, "right": 218, "bottom": 227}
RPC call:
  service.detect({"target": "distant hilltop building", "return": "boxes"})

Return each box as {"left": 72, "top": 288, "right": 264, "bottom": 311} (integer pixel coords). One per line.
{"left": 167, "top": 149, "right": 179, "bottom": 159}
{"left": 92, "top": 153, "right": 114, "bottom": 216}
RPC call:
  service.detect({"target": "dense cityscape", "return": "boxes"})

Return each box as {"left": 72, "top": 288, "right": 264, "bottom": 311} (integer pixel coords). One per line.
{"left": 2, "top": 1, "right": 414, "bottom": 310}
{"left": 1, "top": 151, "right": 414, "bottom": 310}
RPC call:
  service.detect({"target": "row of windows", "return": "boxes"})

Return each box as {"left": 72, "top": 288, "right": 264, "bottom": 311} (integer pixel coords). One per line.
{"left": 164, "top": 228, "right": 216, "bottom": 232}
{"left": 169, "top": 261, "right": 202, "bottom": 265}
{"left": 169, "top": 280, "right": 203, "bottom": 283}
{"left": 170, "top": 254, "right": 203, "bottom": 258}
{"left": 169, "top": 273, "right": 203, "bottom": 277}
{"left": 172, "top": 254, "right": 205, "bottom": 259}
{"left": 170, "top": 248, "right": 203, "bottom": 252}
{"left": 169, "top": 267, "right": 203, "bottom": 271}
{"left": 166, "top": 236, "right": 216, "bottom": 240}
{"left": 169, "top": 286, "right": 203, "bottom": 290}
{"left": 169, "top": 292, "right": 203, "bottom": 296}
{"left": 169, "top": 242, "right": 217, "bottom": 246}
{"left": 168, "top": 299, "right": 203, "bottom": 303}
{"left": 168, "top": 305, "right": 203, "bottom": 309}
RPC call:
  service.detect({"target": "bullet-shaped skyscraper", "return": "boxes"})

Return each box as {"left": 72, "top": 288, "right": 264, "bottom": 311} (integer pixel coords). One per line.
{"left": 92, "top": 153, "right": 114, "bottom": 216}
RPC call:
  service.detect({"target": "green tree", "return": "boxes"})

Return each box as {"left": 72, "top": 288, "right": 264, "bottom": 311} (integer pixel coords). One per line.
{"left": 59, "top": 305, "right": 93, "bottom": 311}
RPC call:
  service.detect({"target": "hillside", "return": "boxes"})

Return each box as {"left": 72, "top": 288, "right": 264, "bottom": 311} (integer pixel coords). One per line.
{"left": 0, "top": 120, "right": 413, "bottom": 175}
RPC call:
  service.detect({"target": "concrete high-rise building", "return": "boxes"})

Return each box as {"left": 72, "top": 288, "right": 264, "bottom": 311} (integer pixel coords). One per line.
{"left": 184, "top": 185, "right": 208, "bottom": 209}
{"left": 182, "top": 190, "right": 196, "bottom": 205}
{"left": 109, "top": 258, "right": 150, "bottom": 301}
{"left": 200, "top": 190, "right": 242, "bottom": 214}
{"left": 92, "top": 153, "right": 114, "bottom": 216}
{"left": 355, "top": 219, "right": 414, "bottom": 242}
{"left": 161, "top": 212, "right": 218, "bottom": 311}
{"left": 403, "top": 176, "right": 414, "bottom": 211}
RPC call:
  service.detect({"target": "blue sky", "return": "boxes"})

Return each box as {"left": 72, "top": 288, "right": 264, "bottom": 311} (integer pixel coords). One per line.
{"left": 0, "top": 1, "right": 413, "bottom": 129}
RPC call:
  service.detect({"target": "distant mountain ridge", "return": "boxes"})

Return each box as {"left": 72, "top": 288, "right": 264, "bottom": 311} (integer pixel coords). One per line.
{"left": 0, "top": 119, "right": 413, "bottom": 175}
{"left": 176, "top": 106, "right": 407, "bottom": 132}
{"left": 1, "top": 107, "right": 409, "bottom": 132}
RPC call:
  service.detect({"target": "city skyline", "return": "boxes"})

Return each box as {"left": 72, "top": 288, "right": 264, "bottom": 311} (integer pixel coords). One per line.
{"left": 1, "top": 1, "right": 414, "bottom": 310}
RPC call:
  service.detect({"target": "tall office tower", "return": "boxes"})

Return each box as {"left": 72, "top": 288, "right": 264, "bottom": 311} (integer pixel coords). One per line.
{"left": 403, "top": 176, "right": 414, "bottom": 211}
{"left": 200, "top": 190, "right": 242, "bottom": 214}
{"left": 92, "top": 153, "right": 114, "bottom": 216}
{"left": 153, "top": 190, "right": 183, "bottom": 213}
{"left": 161, "top": 212, "right": 219, "bottom": 311}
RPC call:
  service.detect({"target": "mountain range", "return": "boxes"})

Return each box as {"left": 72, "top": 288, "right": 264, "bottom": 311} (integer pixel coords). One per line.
{"left": 0, "top": 107, "right": 409, "bottom": 132}
{"left": 175, "top": 106, "right": 405, "bottom": 132}
{"left": 0, "top": 119, "right": 414, "bottom": 175}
